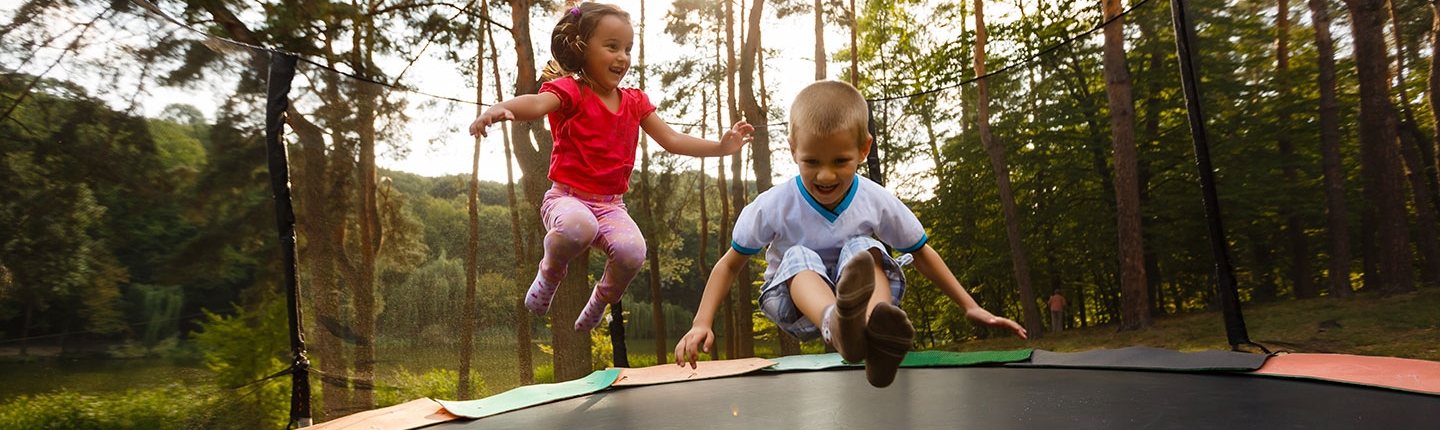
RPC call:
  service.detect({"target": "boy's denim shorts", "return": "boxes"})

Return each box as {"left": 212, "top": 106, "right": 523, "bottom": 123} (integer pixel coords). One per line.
{"left": 758, "top": 236, "right": 909, "bottom": 341}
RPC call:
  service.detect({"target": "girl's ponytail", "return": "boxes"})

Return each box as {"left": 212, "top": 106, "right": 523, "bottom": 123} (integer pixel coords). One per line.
{"left": 541, "top": 59, "right": 570, "bottom": 82}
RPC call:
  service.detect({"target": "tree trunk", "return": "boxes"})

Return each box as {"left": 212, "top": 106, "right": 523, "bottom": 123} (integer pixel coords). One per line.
{"left": 289, "top": 105, "right": 350, "bottom": 419}
{"left": 1344, "top": 0, "right": 1416, "bottom": 296}
{"left": 849, "top": 0, "right": 858, "bottom": 84}
{"left": 505, "top": 0, "right": 583, "bottom": 377}
{"left": 638, "top": 0, "right": 667, "bottom": 366}
{"left": 716, "top": 153, "right": 731, "bottom": 361}
{"left": 508, "top": 0, "right": 551, "bottom": 207}
{"left": 815, "top": 0, "right": 827, "bottom": 80}
{"left": 458, "top": 27, "right": 484, "bottom": 398}
{"left": 352, "top": 79, "right": 378, "bottom": 414}
{"left": 1430, "top": 1, "right": 1440, "bottom": 210}
{"left": 1307, "top": 0, "right": 1353, "bottom": 298}
{"left": 1389, "top": 0, "right": 1440, "bottom": 287}
{"left": 1139, "top": 11, "right": 1166, "bottom": 313}
{"left": 553, "top": 253, "right": 593, "bottom": 381}
{"left": 730, "top": 0, "right": 760, "bottom": 358}
{"left": 1398, "top": 128, "right": 1440, "bottom": 285}
{"left": 1276, "top": 0, "right": 1316, "bottom": 299}
{"left": 489, "top": 12, "right": 533, "bottom": 386}
{"left": 1102, "top": 0, "right": 1151, "bottom": 329}
{"left": 974, "top": 0, "right": 1044, "bottom": 337}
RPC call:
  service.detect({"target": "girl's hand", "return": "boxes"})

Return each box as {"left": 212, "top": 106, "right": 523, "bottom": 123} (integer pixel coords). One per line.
{"left": 966, "top": 307, "right": 1029, "bottom": 340}
{"left": 719, "top": 120, "right": 756, "bottom": 154}
{"left": 674, "top": 325, "right": 716, "bottom": 368}
{"left": 469, "top": 107, "right": 515, "bottom": 137}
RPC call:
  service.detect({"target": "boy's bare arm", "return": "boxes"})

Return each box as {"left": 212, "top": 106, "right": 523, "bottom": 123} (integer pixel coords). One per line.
{"left": 910, "top": 245, "right": 1029, "bottom": 339}
{"left": 639, "top": 114, "right": 753, "bottom": 157}
{"left": 675, "top": 248, "right": 749, "bottom": 367}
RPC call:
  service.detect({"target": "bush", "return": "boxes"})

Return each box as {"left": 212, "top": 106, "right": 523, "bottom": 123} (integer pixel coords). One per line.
{"left": 0, "top": 385, "right": 212, "bottom": 430}
{"left": 533, "top": 364, "right": 556, "bottom": 384}
{"left": 377, "top": 366, "right": 484, "bottom": 404}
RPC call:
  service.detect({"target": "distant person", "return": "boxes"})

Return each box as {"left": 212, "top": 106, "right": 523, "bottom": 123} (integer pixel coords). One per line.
{"left": 674, "top": 80, "right": 1026, "bottom": 388}
{"left": 468, "top": 2, "right": 753, "bottom": 331}
{"left": 1048, "top": 292, "right": 1066, "bottom": 332}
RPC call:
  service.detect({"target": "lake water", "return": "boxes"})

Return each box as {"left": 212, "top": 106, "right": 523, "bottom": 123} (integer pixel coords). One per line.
{"left": 0, "top": 357, "right": 212, "bottom": 401}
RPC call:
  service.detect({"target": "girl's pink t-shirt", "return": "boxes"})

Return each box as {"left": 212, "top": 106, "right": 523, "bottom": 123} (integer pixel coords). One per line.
{"left": 541, "top": 76, "right": 657, "bottom": 195}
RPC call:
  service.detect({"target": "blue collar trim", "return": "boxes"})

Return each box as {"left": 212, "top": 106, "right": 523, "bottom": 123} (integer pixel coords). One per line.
{"left": 796, "top": 175, "right": 858, "bottom": 223}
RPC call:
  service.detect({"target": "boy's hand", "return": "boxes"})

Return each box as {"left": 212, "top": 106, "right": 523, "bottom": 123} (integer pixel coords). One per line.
{"left": 674, "top": 326, "right": 716, "bottom": 368}
{"left": 719, "top": 120, "right": 755, "bottom": 154}
{"left": 966, "top": 307, "right": 1029, "bottom": 340}
{"left": 469, "top": 107, "right": 515, "bottom": 137}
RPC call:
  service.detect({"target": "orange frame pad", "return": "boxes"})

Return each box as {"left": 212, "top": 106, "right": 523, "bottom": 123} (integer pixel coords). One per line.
{"left": 1255, "top": 353, "right": 1440, "bottom": 395}
{"left": 612, "top": 357, "right": 776, "bottom": 386}
{"left": 306, "top": 398, "right": 459, "bottom": 430}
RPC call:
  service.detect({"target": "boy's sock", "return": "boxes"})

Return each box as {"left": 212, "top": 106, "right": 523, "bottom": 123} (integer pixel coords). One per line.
{"left": 524, "top": 270, "right": 563, "bottom": 315}
{"left": 831, "top": 252, "right": 876, "bottom": 362}
{"left": 574, "top": 287, "right": 609, "bottom": 331}
{"left": 864, "top": 302, "right": 915, "bottom": 388}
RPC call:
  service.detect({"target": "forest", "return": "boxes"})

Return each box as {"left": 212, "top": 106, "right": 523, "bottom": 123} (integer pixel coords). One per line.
{"left": 0, "top": 0, "right": 1436, "bottom": 427}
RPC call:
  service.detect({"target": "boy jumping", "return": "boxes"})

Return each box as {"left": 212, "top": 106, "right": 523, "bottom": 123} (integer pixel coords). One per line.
{"left": 674, "top": 80, "right": 1028, "bottom": 387}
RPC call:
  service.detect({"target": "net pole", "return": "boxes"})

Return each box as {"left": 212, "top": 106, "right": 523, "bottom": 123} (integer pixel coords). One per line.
{"left": 1167, "top": 0, "right": 1266, "bottom": 353}
{"left": 264, "top": 52, "right": 313, "bottom": 427}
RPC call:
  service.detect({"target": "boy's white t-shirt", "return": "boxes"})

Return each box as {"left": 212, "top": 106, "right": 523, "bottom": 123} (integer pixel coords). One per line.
{"left": 731, "top": 175, "right": 929, "bottom": 281}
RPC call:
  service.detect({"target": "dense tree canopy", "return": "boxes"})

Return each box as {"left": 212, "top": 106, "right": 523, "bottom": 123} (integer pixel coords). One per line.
{"left": 1, "top": 0, "right": 1435, "bottom": 424}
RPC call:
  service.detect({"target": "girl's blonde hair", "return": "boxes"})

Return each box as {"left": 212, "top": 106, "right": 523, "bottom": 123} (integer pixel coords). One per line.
{"left": 541, "top": 3, "right": 631, "bottom": 82}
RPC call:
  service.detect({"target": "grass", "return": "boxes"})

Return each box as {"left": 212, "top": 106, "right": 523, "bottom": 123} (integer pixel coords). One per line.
{"left": 939, "top": 286, "right": 1440, "bottom": 361}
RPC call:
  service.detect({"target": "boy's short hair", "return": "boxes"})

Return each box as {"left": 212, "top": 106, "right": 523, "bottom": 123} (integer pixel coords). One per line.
{"left": 789, "top": 80, "right": 870, "bottom": 148}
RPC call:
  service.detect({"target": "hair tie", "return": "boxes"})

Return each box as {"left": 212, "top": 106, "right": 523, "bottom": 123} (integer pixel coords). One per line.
{"left": 569, "top": 7, "right": 580, "bottom": 15}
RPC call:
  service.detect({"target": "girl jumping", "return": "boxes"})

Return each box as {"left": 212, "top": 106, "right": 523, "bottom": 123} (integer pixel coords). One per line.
{"left": 469, "top": 2, "right": 753, "bottom": 331}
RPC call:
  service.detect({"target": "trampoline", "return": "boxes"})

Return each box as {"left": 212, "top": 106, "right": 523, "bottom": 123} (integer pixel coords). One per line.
{"left": 309, "top": 347, "right": 1440, "bottom": 430}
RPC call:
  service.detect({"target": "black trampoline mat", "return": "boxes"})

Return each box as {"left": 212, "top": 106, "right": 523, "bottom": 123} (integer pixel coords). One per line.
{"left": 1014, "top": 346, "right": 1270, "bottom": 371}
{"left": 427, "top": 366, "right": 1437, "bottom": 430}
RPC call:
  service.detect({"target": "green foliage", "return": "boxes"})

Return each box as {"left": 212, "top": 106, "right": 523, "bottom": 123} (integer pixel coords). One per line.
{"left": 592, "top": 327, "right": 614, "bottom": 370}
{"left": 533, "top": 364, "right": 556, "bottom": 384}
{"left": 131, "top": 284, "right": 184, "bottom": 346}
{"left": 620, "top": 300, "right": 697, "bottom": 339}
{"left": 376, "top": 366, "right": 483, "bottom": 405}
{"left": 190, "top": 296, "right": 289, "bottom": 428}
{"left": 0, "top": 385, "right": 212, "bottom": 430}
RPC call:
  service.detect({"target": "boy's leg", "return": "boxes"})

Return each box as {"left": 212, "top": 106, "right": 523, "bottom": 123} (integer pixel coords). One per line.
{"left": 528, "top": 191, "right": 600, "bottom": 315}
{"left": 836, "top": 237, "right": 915, "bottom": 387}
{"left": 828, "top": 252, "right": 876, "bottom": 362}
{"left": 574, "top": 200, "right": 647, "bottom": 330}
{"left": 758, "top": 245, "right": 833, "bottom": 344}
{"left": 864, "top": 248, "right": 892, "bottom": 315}
{"left": 865, "top": 302, "right": 914, "bottom": 388}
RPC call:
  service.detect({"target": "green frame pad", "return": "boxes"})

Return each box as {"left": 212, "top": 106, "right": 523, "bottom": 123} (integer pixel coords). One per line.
{"left": 765, "top": 349, "right": 1033, "bottom": 372}
{"left": 437, "top": 369, "right": 621, "bottom": 419}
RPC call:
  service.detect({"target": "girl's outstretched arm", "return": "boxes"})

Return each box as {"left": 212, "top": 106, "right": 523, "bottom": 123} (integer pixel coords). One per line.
{"left": 469, "top": 92, "right": 562, "bottom": 137}
{"left": 640, "top": 113, "right": 754, "bottom": 157}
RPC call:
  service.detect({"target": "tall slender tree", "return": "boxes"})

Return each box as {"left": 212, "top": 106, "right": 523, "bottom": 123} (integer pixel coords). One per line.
{"left": 1343, "top": 0, "right": 1416, "bottom": 296}
{"left": 1102, "top": 0, "right": 1149, "bottom": 330}
{"left": 815, "top": 0, "right": 827, "bottom": 80}
{"left": 974, "top": 0, "right": 1044, "bottom": 336}
{"left": 1306, "top": 0, "right": 1354, "bottom": 298}
{"left": 1388, "top": 0, "right": 1440, "bottom": 287}
{"left": 477, "top": 6, "right": 535, "bottom": 387}
{"left": 458, "top": 19, "right": 485, "bottom": 399}
{"left": 639, "top": 0, "right": 670, "bottom": 365}
{"left": 1431, "top": 0, "right": 1440, "bottom": 201}
{"left": 1276, "top": 0, "right": 1317, "bottom": 299}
